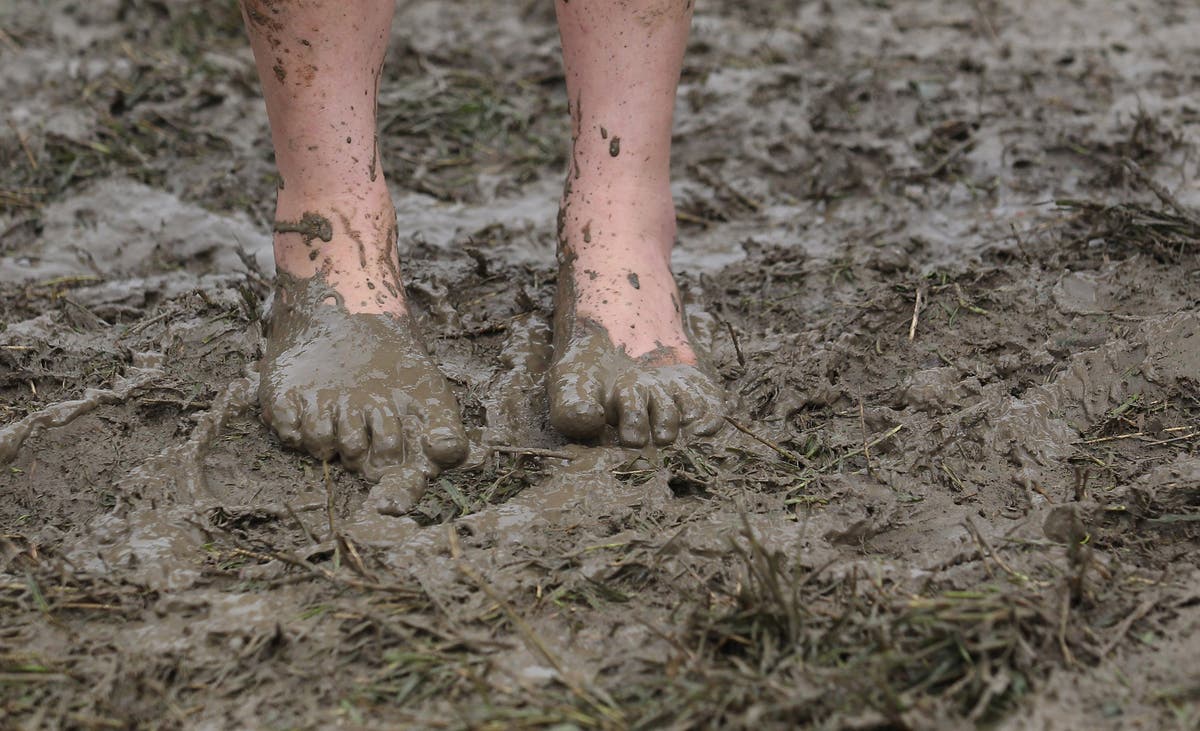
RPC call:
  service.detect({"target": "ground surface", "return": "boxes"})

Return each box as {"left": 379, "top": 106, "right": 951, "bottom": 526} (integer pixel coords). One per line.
{"left": 2, "top": 1, "right": 1200, "bottom": 729}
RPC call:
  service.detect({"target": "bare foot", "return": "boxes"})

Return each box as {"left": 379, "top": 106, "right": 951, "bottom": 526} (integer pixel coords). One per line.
{"left": 259, "top": 191, "right": 468, "bottom": 513}
{"left": 547, "top": 178, "right": 724, "bottom": 447}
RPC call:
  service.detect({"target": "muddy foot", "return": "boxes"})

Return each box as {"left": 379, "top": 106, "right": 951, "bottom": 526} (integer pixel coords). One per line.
{"left": 548, "top": 258, "right": 725, "bottom": 447}
{"left": 259, "top": 273, "right": 468, "bottom": 513}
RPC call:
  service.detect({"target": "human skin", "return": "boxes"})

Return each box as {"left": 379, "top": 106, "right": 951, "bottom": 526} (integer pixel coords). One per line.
{"left": 549, "top": 0, "right": 724, "bottom": 446}
{"left": 239, "top": 0, "right": 468, "bottom": 511}
{"left": 239, "top": 0, "right": 723, "bottom": 501}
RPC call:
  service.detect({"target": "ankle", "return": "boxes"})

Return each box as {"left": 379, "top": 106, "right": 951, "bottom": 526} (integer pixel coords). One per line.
{"left": 275, "top": 176, "right": 392, "bottom": 218}
{"left": 560, "top": 179, "right": 677, "bottom": 259}
{"left": 270, "top": 184, "right": 402, "bottom": 299}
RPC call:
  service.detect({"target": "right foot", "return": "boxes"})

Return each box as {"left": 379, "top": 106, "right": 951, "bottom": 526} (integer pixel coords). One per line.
{"left": 259, "top": 189, "right": 468, "bottom": 513}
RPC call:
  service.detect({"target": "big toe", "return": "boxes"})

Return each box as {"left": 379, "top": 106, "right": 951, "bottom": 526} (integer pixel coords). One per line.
{"left": 548, "top": 362, "right": 607, "bottom": 439}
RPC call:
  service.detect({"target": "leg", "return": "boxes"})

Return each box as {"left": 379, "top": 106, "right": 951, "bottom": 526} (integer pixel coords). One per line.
{"left": 240, "top": 0, "right": 467, "bottom": 511}
{"left": 549, "top": 0, "right": 724, "bottom": 447}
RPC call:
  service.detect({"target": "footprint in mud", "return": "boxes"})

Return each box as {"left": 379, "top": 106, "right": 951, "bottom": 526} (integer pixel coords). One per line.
{"left": 258, "top": 273, "right": 469, "bottom": 514}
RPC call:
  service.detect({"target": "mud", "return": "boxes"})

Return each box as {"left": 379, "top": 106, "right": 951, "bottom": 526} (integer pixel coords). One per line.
{"left": 259, "top": 273, "right": 468, "bottom": 509}
{"left": 547, "top": 314, "right": 724, "bottom": 446}
{"left": 272, "top": 212, "right": 333, "bottom": 246}
{"left": 3, "top": 0, "right": 1200, "bottom": 729}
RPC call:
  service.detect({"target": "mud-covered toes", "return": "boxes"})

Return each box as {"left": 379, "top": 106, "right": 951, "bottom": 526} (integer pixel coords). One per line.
{"left": 547, "top": 353, "right": 725, "bottom": 447}
{"left": 258, "top": 279, "right": 471, "bottom": 502}
{"left": 609, "top": 369, "right": 720, "bottom": 446}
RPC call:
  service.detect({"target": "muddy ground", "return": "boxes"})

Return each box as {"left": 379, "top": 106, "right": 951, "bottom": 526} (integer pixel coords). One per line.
{"left": 2, "top": 0, "right": 1200, "bottom": 728}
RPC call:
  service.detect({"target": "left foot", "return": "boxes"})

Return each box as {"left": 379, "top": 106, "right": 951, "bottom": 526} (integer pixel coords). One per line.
{"left": 548, "top": 174, "right": 724, "bottom": 447}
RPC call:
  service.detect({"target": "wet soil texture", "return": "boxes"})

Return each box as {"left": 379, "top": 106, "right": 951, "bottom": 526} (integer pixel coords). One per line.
{"left": 3, "top": 1, "right": 1200, "bottom": 729}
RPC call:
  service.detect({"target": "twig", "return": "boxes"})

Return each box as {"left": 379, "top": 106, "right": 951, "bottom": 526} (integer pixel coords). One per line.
{"left": 7, "top": 120, "right": 37, "bottom": 171}
{"left": 859, "top": 398, "right": 874, "bottom": 478}
{"left": 833, "top": 424, "right": 904, "bottom": 469}
{"left": 121, "top": 310, "right": 171, "bottom": 338}
{"left": 283, "top": 502, "right": 320, "bottom": 545}
{"left": 1080, "top": 431, "right": 1146, "bottom": 445}
{"left": 0, "top": 672, "right": 72, "bottom": 684}
{"left": 954, "top": 282, "right": 989, "bottom": 314}
{"left": 725, "top": 320, "right": 746, "bottom": 368}
{"left": 230, "top": 547, "right": 421, "bottom": 598}
{"left": 723, "top": 416, "right": 808, "bottom": 466}
{"left": 923, "top": 138, "right": 974, "bottom": 179}
{"left": 1122, "top": 158, "right": 1200, "bottom": 225}
{"left": 675, "top": 209, "right": 715, "bottom": 227}
{"left": 0, "top": 28, "right": 20, "bottom": 51}
{"left": 489, "top": 445, "right": 574, "bottom": 460}
{"left": 692, "top": 164, "right": 762, "bottom": 212}
{"left": 965, "top": 517, "right": 1031, "bottom": 585}
{"left": 909, "top": 286, "right": 925, "bottom": 341}
{"left": 1142, "top": 431, "right": 1199, "bottom": 447}
{"left": 1058, "top": 587, "right": 1077, "bottom": 666}
{"left": 323, "top": 460, "right": 336, "bottom": 540}
{"left": 1079, "top": 430, "right": 1197, "bottom": 447}
{"left": 446, "top": 526, "right": 625, "bottom": 725}
{"left": 1100, "top": 597, "right": 1158, "bottom": 657}
{"left": 336, "top": 534, "right": 377, "bottom": 583}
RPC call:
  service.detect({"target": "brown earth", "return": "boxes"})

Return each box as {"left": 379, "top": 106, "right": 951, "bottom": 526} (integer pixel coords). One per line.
{"left": 2, "top": 0, "right": 1200, "bottom": 729}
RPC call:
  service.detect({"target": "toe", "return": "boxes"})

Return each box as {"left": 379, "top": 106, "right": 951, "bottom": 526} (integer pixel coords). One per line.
{"left": 677, "top": 371, "right": 725, "bottom": 436}
{"left": 548, "top": 362, "right": 607, "bottom": 439}
{"left": 688, "top": 409, "right": 725, "bottom": 437}
{"left": 648, "top": 386, "right": 681, "bottom": 445}
{"left": 415, "top": 390, "right": 469, "bottom": 468}
{"left": 614, "top": 379, "right": 651, "bottom": 448}
{"left": 335, "top": 401, "right": 370, "bottom": 468}
{"left": 422, "top": 421, "right": 468, "bottom": 468}
{"left": 262, "top": 390, "right": 304, "bottom": 448}
{"left": 364, "top": 401, "right": 407, "bottom": 471}
{"left": 299, "top": 393, "right": 337, "bottom": 460}
{"left": 675, "top": 389, "right": 704, "bottom": 426}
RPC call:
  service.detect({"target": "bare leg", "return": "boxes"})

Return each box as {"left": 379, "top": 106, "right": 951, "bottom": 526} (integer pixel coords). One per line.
{"left": 549, "top": 0, "right": 723, "bottom": 447}
{"left": 241, "top": 0, "right": 467, "bottom": 510}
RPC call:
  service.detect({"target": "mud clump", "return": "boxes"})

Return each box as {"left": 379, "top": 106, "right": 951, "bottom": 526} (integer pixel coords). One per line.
{"left": 273, "top": 211, "right": 334, "bottom": 245}
{"left": 2, "top": 0, "right": 1200, "bottom": 729}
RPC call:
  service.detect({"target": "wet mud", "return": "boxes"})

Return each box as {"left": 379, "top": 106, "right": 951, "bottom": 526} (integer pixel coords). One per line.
{"left": 258, "top": 273, "right": 469, "bottom": 510}
{"left": 3, "top": 0, "right": 1200, "bottom": 729}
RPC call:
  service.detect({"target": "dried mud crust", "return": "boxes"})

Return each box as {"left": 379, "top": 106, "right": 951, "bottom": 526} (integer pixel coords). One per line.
{"left": 3, "top": 0, "right": 1200, "bottom": 729}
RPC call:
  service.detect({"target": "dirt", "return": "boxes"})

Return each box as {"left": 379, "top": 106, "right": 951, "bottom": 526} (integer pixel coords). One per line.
{"left": 2, "top": 0, "right": 1200, "bottom": 729}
